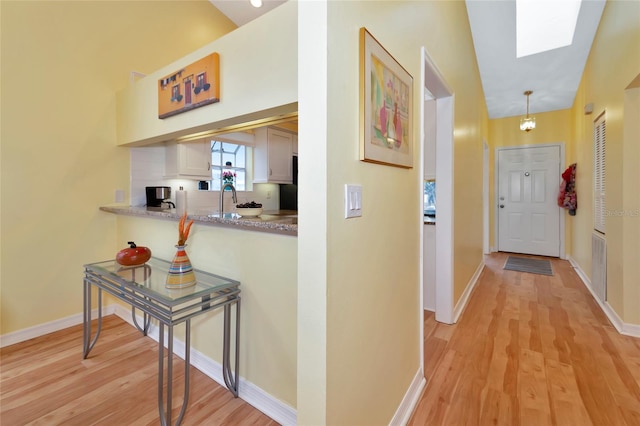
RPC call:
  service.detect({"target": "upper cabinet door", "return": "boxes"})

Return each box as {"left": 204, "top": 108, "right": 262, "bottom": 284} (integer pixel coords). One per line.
{"left": 253, "top": 127, "right": 293, "bottom": 184}
{"left": 165, "top": 140, "right": 211, "bottom": 180}
{"left": 181, "top": 140, "right": 211, "bottom": 177}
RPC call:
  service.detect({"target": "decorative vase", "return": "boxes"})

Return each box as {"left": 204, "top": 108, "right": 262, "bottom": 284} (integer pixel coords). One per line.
{"left": 165, "top": 244, "right": 196, "bottom": 288}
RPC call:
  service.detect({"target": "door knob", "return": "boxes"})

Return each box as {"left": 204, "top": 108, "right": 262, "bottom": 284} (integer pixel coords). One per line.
{"left": 500, "top": 204, "right": 505, "bottom": 208}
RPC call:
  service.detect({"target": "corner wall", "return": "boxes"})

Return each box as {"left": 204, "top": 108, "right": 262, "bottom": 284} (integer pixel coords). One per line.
{"left": 297, "top": 1, "right": 487, "bottom": 423}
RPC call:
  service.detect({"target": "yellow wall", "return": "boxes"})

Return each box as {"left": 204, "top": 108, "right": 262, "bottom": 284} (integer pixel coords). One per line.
{"left": 116, "top": 4, "right": 298, "bottom": 146}
{"left": 488, "top": 109, "right": 574, "bottom": 253}
{"left": 297, "top": 1, "right": 487, "bottom": 424}
{"left": 0, "top": 1, "right": 235, "bottom": 332}
{"left": 115, "top": 216, "right": 298, "bottom": 407}
{"left": 622, "top": 85, "right": 640, "bottom": 325}
{"left": 571, "top": 0, "right": 640, "bottom": 324}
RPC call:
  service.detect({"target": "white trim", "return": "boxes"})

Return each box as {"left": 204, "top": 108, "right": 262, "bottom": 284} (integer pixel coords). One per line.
{"left": 483, "top": 140, "right": 490, "bottom": 254}
{"left": 434, "top": 95, "right": 455, "bottom": 324}
{"left": 567, "top": 256, "right": 640, "bottom": 338}
{"left": 0, "top": 305, "right": 116, "bottom": 348}
{"left": 418, "top": 47, "right": 426, "bottom": 378}
{"left": 453, "top": 261, "right": 485, "bottom": 323}
{"left": 110, "top": 306, "right": 297, "bottom": 425}
{"left": 421, "top": 46, "right": 455, "bottom": 326}
{"left": 388, "top": 368, "right": 426, "bottom": 426}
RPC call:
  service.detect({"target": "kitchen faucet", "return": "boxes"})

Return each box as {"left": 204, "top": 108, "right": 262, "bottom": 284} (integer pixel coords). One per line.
{"left": 220, "top": 183, "right": 237, "bottom": 214}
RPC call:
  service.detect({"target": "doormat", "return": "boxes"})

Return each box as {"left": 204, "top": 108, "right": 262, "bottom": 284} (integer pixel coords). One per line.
{"left": 504, "top": 256, "right": 553, "bottom": 276}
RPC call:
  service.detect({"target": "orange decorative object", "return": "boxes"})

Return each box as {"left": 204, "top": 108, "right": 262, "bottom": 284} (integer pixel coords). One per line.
{"left": 165, "top": 213, "right": 197, "bottom": 288}
{"left": 116, "top": 241, "right": 152, "bottom": 266}
{"left": 165, "top": 244, "right": 196, "bottom": 289}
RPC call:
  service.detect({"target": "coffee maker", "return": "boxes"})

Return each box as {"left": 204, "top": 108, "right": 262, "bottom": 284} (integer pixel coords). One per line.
{"left": 146, "top": 186, "right": 175, "bottom": 210}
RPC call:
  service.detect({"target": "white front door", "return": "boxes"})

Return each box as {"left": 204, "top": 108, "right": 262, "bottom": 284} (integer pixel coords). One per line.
{"left": 497, "top": 145, "right": 561, "bottom": 257}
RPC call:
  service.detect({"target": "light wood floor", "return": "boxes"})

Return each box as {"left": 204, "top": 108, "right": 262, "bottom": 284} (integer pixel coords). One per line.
{"left": 3, "top": 253, "right": 640, "bottom": 425}
{"left": 409, "top": 252, "right": 640, "bottom": 425}
{"left": 0, "top": 316, "right": 279, "bottom": 425}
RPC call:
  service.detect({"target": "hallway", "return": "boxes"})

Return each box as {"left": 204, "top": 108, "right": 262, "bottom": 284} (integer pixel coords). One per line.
{"left": 409, "top": 253, "right": 640, "bottom": 425}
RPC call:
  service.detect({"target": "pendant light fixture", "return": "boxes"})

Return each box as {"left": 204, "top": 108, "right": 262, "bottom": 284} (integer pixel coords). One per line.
{"left": 520, "top": 90, "right": 536, "bottom": 132}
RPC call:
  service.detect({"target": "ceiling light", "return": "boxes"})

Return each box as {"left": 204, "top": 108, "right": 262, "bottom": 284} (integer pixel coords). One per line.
{"left": 520, "top": 90, "right": 536, "bottom": 132}
{"left": 516, "top": 0, "right": 582, "bottom": 58}
{"left": 250, "top": 0, "right": 263, "bottom": 7}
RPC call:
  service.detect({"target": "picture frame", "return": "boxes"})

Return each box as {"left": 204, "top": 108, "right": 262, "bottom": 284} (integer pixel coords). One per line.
{"left": 158, "top": 52, "right": 220, "bottom": 119}
{"left": 359, "top": 28, "right": 413, "bottom": 168}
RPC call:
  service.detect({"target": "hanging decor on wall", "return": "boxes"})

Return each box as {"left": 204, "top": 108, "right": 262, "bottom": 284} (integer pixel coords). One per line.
{"left": 359, "top": 27, "right": 414, "bottom": 168}
{"left": 158, "top": 52, "right": 220, "bottom": 119}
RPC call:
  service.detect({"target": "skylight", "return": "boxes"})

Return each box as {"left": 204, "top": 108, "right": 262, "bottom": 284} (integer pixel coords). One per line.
{"left": 516, "top": 0, "right": 582, "bottom": 58}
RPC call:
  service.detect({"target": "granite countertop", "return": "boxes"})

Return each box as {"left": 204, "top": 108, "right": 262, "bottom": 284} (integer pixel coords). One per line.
{"left": 100, "top": 206, "right": 298, "bottom": 236}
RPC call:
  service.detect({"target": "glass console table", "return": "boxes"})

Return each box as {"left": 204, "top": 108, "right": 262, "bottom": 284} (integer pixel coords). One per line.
{"left": 82, "top": 257, "right": 241, "bottom": 426}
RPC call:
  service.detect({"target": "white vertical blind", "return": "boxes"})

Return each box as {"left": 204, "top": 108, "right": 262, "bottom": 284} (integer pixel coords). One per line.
{"left": 594, "top": 113, "right": 606, "bottom": 233}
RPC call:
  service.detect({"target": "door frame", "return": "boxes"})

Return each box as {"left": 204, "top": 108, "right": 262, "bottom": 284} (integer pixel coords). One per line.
{"left": 494, "top": 143, "right": 566, "bottom": 259}
{"left": 483, "top": 140, "right": 490, "bottom": 254}
{"left": 419, "top": 46, "right": 455, "bottom": 339}
{"left": 418, "top": 45, "right": 455, "bottom": 387}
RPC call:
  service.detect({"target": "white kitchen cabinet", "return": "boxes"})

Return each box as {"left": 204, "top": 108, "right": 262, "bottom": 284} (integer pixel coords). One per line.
{"left": 165, "top": 139, "right": 211, "bottom": 180}
{"left": 253, "top": 127, "right": 294, "bottom": 184}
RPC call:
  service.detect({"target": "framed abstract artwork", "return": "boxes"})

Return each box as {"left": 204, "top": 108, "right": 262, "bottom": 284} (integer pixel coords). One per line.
{"left": 359, "top": 28, "right": 413, "bottom": 168}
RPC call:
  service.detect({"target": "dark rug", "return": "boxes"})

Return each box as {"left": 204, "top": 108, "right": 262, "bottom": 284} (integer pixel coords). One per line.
{"left": 503, "top": 256, "right": 553, "bottom": 276}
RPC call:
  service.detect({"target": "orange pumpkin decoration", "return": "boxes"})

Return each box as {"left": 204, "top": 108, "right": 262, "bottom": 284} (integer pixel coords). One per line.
{"left": 116, "top": 241, "right": 151, "bottom": 266}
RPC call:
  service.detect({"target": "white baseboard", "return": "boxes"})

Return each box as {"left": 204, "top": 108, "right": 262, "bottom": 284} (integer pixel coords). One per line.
{"left": 0, "top": 306, "right": 116, "bottom": 348}
{"left": 112, "top": 306, "right": 297, "bottom": 425}
{"left": 568, "top": 256, "right": 640, "bottom": 338}
{"left": 389, "top": 368, "right": 426, "bottom": 426}
{"left": 452, "top": 261, "right": 485, "bottom": 323}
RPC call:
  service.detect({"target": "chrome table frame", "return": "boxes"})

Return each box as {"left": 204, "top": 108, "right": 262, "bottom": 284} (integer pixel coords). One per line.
{"left": 82, "top": 258, "right": 240, "bottom": 426}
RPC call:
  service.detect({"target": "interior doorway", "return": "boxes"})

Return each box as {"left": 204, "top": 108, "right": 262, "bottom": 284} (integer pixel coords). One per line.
{"left": 419, "top": 47, "right": 454, "bottom": 324}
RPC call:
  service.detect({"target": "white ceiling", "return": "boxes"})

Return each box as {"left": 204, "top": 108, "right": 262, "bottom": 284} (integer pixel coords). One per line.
{"left": 466, "top": 0, "right": 606, "bottom": 119}
{"left": 209, "top": 0, "right": 606, "bottom": 119}
{"left": 209, "top": 0, "right": 286, "bottom": 27}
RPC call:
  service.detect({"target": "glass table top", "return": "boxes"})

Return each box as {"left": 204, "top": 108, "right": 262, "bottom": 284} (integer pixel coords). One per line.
{"left": 84, "top": 257, "right": 239, "bottom": 305}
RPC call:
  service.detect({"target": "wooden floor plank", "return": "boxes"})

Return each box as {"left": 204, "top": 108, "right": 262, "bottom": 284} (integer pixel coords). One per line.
{"left": 409, "top": 253, "right": 640, "bottom": 426}
{"left": 0, "top": 316, "right": 278, "bottom": 426}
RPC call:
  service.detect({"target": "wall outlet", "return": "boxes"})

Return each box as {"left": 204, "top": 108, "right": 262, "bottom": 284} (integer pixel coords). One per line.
{"left": 115, "top": 189, "right": 125, "bottom": 203}
{"left": 267, "top": 191, "right": 272, "bottom": 199}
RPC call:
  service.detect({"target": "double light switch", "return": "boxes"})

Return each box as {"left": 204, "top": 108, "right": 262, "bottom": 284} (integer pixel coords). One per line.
{"left": 345, "top": 184, "right": 362, "bottom": 218}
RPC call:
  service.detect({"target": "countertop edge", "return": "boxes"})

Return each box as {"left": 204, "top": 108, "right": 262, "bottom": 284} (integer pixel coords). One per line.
{"left": 100, "top": 206, "right": 298, "bottom": 237}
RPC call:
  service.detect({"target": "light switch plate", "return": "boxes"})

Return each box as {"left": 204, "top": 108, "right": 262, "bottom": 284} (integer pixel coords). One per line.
{"left": 345, "top": 184, "right": 362, "bottom": 218}
{"left": 115, "top": 189, "right": 125, "bottom": 203}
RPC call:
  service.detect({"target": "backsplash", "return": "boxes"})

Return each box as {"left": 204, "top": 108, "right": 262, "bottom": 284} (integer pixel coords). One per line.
{"left": 130, "top": 146, "right": 279, "bottom": 212}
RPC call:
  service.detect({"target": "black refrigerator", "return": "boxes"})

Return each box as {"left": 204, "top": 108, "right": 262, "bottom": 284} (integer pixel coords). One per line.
{"left": 279, "top": 155, "right": 298, "bottom": 211}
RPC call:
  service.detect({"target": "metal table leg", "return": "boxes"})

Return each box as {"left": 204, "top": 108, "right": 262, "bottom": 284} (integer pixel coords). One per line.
{"left": 130, "top": 266, "right": 152, "bottom": 336}
{"left": 131, "top": 304, "right": 151, "bottom": 335}
{"left": 158, "top": 320, "right": 192, "bottom": 426}
{"left": 222, "top": 298, "right": 241, "bottom": 397}
{"left": 83, "top": 279, "right": 103, "bottom": 359}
